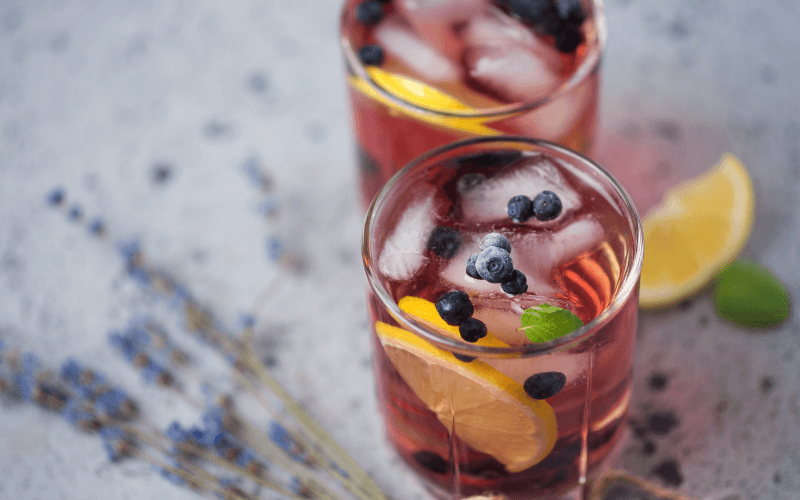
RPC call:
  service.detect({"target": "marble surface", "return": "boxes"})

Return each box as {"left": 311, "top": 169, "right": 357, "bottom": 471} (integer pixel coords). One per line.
{"left": 0, "top": 1, "right": 798, "bottom": 500}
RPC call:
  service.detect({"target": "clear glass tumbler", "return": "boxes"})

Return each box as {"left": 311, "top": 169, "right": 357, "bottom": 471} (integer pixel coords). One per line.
{"left": 362, "top": 136, "right": 643, "bottom": 499}
{"left": 340, "top": 0, "right": 607, "bottom": 207}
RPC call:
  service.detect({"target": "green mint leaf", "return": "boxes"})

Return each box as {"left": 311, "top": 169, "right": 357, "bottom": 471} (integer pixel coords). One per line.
{"left": 520, "top": 303, "right": 584, "bottom": 343}
{"left": 713, "top": 260, "right": 791, "bottom": 328}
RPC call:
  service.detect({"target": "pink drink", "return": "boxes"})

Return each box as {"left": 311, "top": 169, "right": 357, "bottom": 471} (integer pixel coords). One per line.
{"left": 340, "top": 0, "right": 606, "bottom": 207}
{"left": 363, "top": 138, "right": 643, "bottom": 499}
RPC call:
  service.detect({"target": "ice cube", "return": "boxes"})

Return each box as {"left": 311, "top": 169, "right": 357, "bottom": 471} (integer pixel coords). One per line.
{"left": 396, "top": 0, "right": 486, "bottom": 59}
{"left": 458, "top": 153, "right": 581, "bottom": 224}
{"left": 374, "top": 16, "right": 462, "bottom": 83}
{"left": 378, "top": 190, "right": 436, "bottom": 281}
{"left": 462, "top": 42, "right": 563, "bottom": 103}
{"left": 505, "top": 77, "right": 595, "bottom": 141}
{"left": 460, "top": 5, "right": 537, "bottom": 48}
{"left": 514, "top": 215, "right": 605, "bottom": 279}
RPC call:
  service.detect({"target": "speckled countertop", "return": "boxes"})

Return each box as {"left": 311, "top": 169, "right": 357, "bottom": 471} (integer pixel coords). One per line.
{"left": 0, "top": 1, "right": 798, "bottom": 499}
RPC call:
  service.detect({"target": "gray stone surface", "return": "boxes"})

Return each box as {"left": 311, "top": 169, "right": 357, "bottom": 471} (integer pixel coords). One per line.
{"left": 0, "top": 1, "right": 797, "bottom": 500}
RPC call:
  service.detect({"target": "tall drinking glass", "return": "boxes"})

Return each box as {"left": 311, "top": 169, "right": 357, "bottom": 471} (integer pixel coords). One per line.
{"left": 362, "top": 137, "right": 643, "bottom": 499}
{"left": 341, "top": 0, "right": 606, "bottom": 207}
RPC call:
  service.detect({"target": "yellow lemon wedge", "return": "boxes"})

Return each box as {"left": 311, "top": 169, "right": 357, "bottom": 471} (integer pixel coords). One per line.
{"left": 397, "top": 296, "right": 509, "bottom": 348}
{"left": 348, "top": 67, "right": 501, "bottom": 136}
{"left": 639, "top": 153, "right": 755, "bottom": 309}
{"left": 375, "top": 321, "right": 557, "bottom": 473}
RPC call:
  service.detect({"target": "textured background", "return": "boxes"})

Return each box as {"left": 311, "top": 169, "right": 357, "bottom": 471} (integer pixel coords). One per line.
{"left": 0, "top": 0, "right": 798, "bottom": 499}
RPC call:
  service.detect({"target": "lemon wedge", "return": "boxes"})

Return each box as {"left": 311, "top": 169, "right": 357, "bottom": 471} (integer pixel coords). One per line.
{"left": 639, "top": 153, "right": 755, "bottom": 309}
{"left": 375, "top": 321, "right": 557, "bottom": 472}
{"left": 348, "top": 67, "right": 501, "bottom": 136}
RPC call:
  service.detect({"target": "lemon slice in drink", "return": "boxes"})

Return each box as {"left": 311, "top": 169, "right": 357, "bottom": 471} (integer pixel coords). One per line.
{"left": 375, "top": 321, "right": 557, "bottom": 473}
{"left": 348, "top": 67, "right": 501, "bottom": 136}
{"left": 398, "top": 296, "right": 509, "bottom": 348}
{"left": 639, "top": 154, "right": 755, "bottom": 309}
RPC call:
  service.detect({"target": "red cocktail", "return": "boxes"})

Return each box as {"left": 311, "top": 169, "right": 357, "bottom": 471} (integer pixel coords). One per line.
{"left": 341, "top": 0, "right": 606, "bottom": 207}
{"left": 363, "top": 137, "right": 643, "bottom": 499}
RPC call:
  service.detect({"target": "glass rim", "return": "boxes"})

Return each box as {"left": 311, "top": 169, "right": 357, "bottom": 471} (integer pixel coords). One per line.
{"left": 362, "top": 136, "right": 644, "bottom": 358}
{"left": 340, "top": 0, "right": 607, "bottom": 119}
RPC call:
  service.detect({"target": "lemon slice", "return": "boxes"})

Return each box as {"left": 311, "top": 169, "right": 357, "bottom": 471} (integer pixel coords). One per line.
{"left": 375, "top": 321, "right": 557, "bottom": 472}
{"left": 348, "top": 67, "right": 501, "bottom": 136}
{"left": 397, "top": 296, "right": 509, "bottom": 348}
{"left": 639, "top": 153, "right": 755, "bottom": 309}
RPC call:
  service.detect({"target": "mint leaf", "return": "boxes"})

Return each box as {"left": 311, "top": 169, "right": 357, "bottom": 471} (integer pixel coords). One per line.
{"left": 520, "top": 304, "right": 584, "bottom": 343}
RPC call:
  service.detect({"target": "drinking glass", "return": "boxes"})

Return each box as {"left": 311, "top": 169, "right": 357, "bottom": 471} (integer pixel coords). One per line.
{"left": 341, "top": 0, "right": 607, "bottom": 207}
{"left": 362, "top": 136, "right": 643, "bottom": 499}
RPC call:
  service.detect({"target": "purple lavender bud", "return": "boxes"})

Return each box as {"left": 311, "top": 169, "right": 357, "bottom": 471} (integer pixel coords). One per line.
{"left": 166, "top": 421, "right": 187, "bottom": 442}
{"left": 235, "top": 448, "right": 256, "bottom": 468}
{"left": 46, "top": 188, "right": 65, "bottom": 206}
{"left": 88, "top": 217, "right": 104, "bottom": 235}
{"left": 22, "top": 353, "right": 41, "bottom": 375}
{"left": 128, "top": 267, "right": 150, "bottom": 285}
{"left": 14, "top": 373, "right": 35, "bottom": 402}
{"left": 68, "top": 204, "right": 82, "bottom": 220}
{"left": 60, "top": 358, "right": 83, "bottom": 384}
{"left": 95, "top": 388, "right": 127, "bottom": 418}
{"left": 266, "top": 236, "right": 283, "bottom": 261}
{"left": 115, "top": 238, "right": 141, "bottom": 263}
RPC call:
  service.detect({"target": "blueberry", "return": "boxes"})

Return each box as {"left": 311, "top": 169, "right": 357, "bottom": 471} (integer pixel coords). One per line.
{"left": 427, "top": 226, "right": 462, "bottom": 259}
{"left": 356, "top": 0, "right": 384, "bottom": 25}
{"left": 453, "top": 353, "right": 475, "bottom": 363}
{"left": 501, "top": 270, "right": 528, "bottom": 295}
{"left": 479, "top": 232, "right": 512, "bottom": 253}
{"left": 466, "top": 253, "right": 482, "bottom": 280}
{"left": 523, "top": 372, "right": 567, "bottom": 399}
{"left": 358, "top": 44, "right": 384, "bottom": 66}
{"left": 475, "top": 246, "right": 514, "bottom": 283}
{"left": 436, "top": 290, "right": 474, "bottom": 326}
{"left": 508, "top": 194, "right": 534, "bottom": 223}
{"left": 459, "top": 318, "right": 487, "bottom": 342}
{"left": 533, "top": 190, "right": 563, "bottom": 221}
{"left": 554, "top": 26, "right": 583, "bottom": 53}
{"left": 556, "top": 0, "right": 586, "bottom": 27}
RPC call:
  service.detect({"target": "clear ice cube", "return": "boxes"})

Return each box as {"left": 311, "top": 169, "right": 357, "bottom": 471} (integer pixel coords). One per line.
{"left": 458, "top": 153, "right": 581, "bottom": 224}
{"left": 505, "top": 77, "right": 594, "bottom": 141}
{"left": 374, "top": 15, "right": 462, "bottom": 83}
{"left": 463, "top": 44, "right": 562, "bottom": 103}
{"left": 512, "top": 215, "right": 606, "bottom": 289}
{"left": 460, "top": 5, "right": 537, "bottom": 48}
{"left": 396, "top": 0, "right": 487, "bottom": 59}
{"left": 377, "top": 189, "right": 436, "bottom": 281}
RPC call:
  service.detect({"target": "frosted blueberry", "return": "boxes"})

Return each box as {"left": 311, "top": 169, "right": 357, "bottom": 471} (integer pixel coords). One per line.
{"left": 479, "top": 232, "right": 512, "bottom": 253}
{"left": 475, "top": 246, "right": 514, "bottom": 283}
{"left": 466, "top": 253, "right": 482, "bottom": 280}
